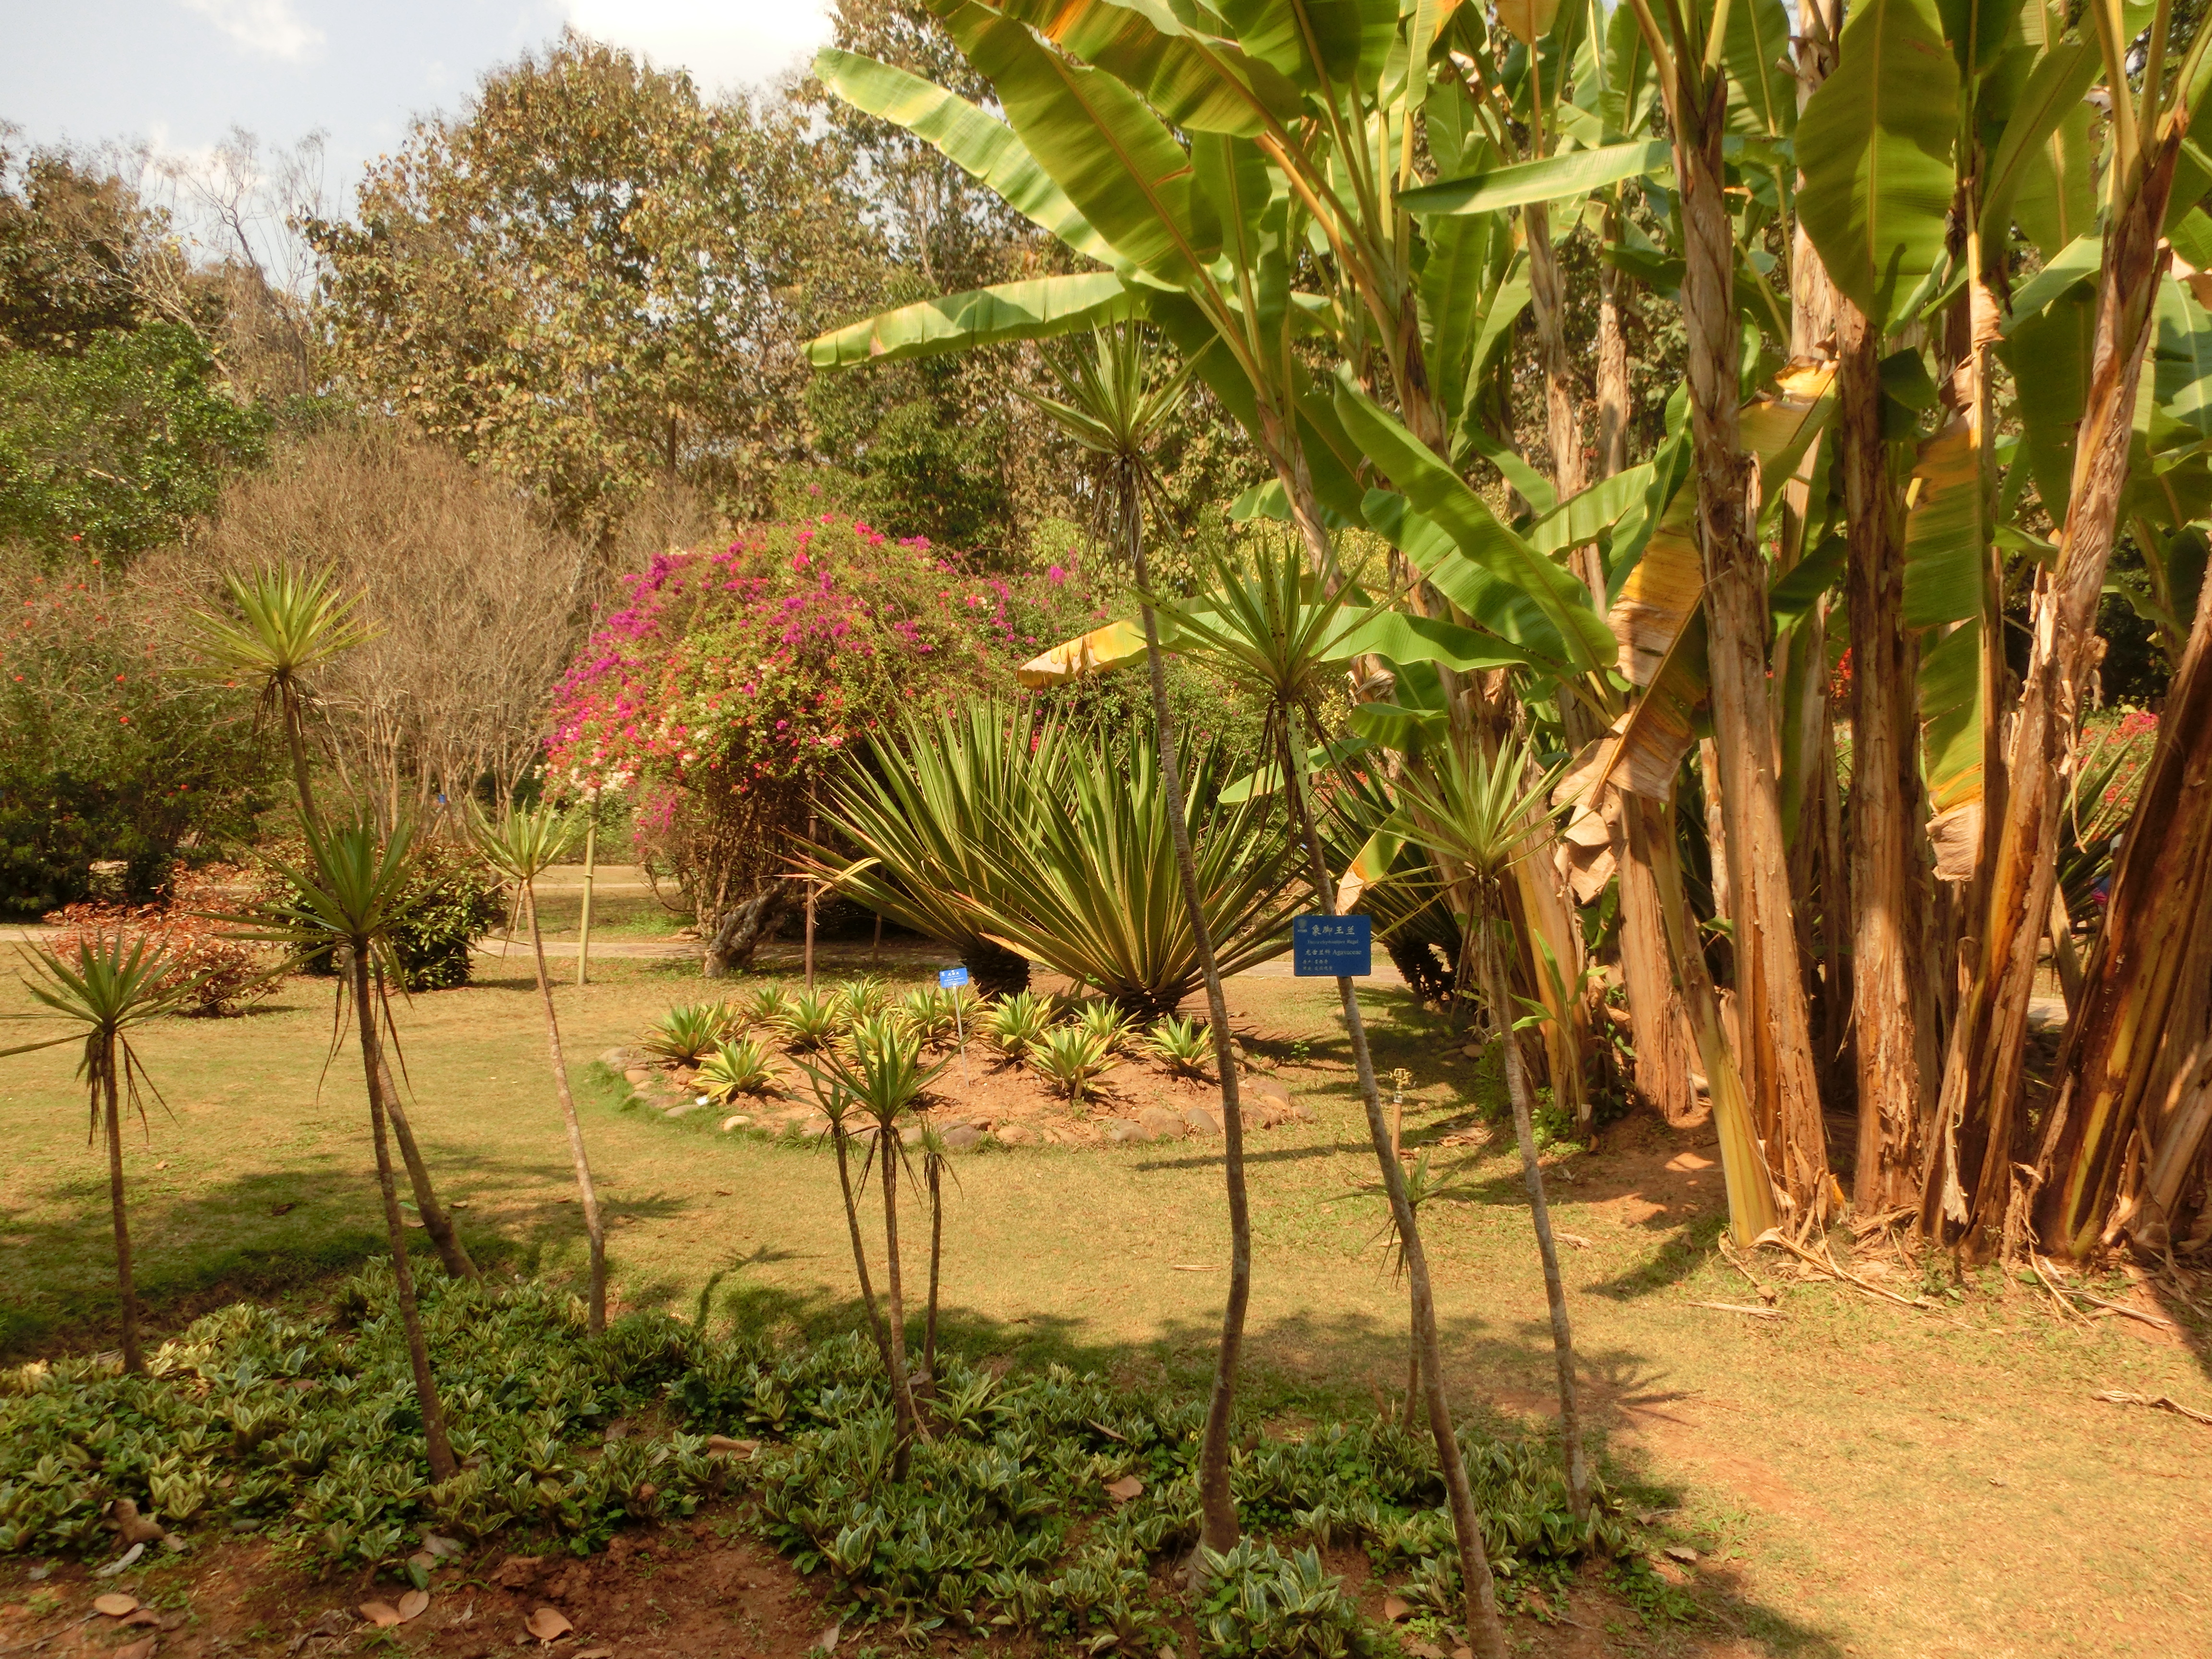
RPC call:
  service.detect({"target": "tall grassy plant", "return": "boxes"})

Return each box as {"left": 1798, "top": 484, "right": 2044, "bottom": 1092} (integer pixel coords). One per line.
{"left": 986, "top": 724, "right": 1299, "bottom": 1016}
{"left": 4, "top": 937, "right": 196, "bottom": 1371}
{"left": 471, "top": 803, "right": 609, "bottom": 1333}
{"left": 811, "top": 702, "right": 1065, "bottom": 997}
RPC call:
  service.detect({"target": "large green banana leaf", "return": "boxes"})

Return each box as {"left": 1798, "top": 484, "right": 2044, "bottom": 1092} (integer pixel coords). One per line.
{"left": 807, "top": 273, "right": 1142, "bottom": 367}
{"left": 978, "top": 0, "right": 1305, "bottom": 134}
{"left": 1722, "top": 0, "right": 1798, "bottom": 139}
{"left": 1397, "top": 141, "right": 1671, "bottom": 216}
{"left": 1333, "top": 373, "right": 1617, "bottom": 673}
{"left": 1216, "top": 0, "right": 1400, "bottom": 93}
{"left": 814, "top": 49, "right": 1123, "bottom": 271}
{"left": 946, "top": 3, "right": 1222, "bottom": 285}
{"left": 1795, "top": 0, "right": 1960, "bottom": 331}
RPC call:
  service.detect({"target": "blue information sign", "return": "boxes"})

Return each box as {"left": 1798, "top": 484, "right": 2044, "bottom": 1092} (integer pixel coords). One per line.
{"left": 938, "top": 965, "right": 971, "bottom": 988}
{"left": 1293, "top": 914, "right": 1371, "bottom": 976}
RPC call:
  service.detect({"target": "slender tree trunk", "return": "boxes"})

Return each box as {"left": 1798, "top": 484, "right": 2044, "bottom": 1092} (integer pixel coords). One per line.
{"left": 1596, "top": 232, "right": 1631, "bottom": 481}
{"left": 877, "top": 1130, "right": 922, "bottom": 1479}
{"left": 1930, "top": 138, "right": 2181, "bottom": 1250}
{"left": 286, "top": 703, "right": 476, "bottom": 1281}
{"left": 524, "top": 883, "right": 606, "bottom": 1332}
{"left": 833, "top": 1127, "right": 891, "bottom": 1370}
{"left": 924, "top": 1150, "right": 943, "bottom": 1392}
{"left": 1128, "top": 470, "right": 1250, "bottom": 1561}
{"left": 1837, "top": 301, "right": 1932, "bottom": 1212}
{"left": 1472, "top": 910, "right": 1591, "bottom": 1521}
{"left": 1525, "top": 200, "right": 1597, "bottom": 605}
{"left": 351, "top": 947, "right": 456, "bottom": 1482}
{"left": 103, "top": 1051, "right": 142, "bottom": 1375}
{"left": 1278, "top": 720, "right": 1505, "bottom": 1659}
{"left": 1674, "top": 90, "right": 1833, "bottom": 1222}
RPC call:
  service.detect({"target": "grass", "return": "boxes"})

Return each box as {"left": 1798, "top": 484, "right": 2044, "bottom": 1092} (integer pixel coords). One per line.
{"left": 2, "top": 948, "right": 2209, "bottom": 1657}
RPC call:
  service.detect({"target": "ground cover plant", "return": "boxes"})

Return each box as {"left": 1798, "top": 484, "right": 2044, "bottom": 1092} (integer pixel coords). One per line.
{"left": 0, "top": 1268, "right": 1623, "bottom": 1650}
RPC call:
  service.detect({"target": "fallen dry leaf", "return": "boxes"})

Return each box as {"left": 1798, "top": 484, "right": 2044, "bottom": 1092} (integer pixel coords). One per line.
{"left": 1103, "top": 1475, "right": 1143, "bottom": 1502}
{"left": 120, "top": 1610, "right": 162, "bottom": 1627}
{"left": 1664, "top": 1544, "right": 1699, "bottom": 1564}
{"left": 93, "top": 1593, "right": 139, "bottom": 1618}
{"left": 576, "top": 1649, "right": 615, "bottom": 1659}
{"left": 1453, "top": 1648, "right": 1474, "bottom": 1659}
{"left": 397, "top": 1589, "right": 429, "bottom": 1621}
{"left": 1404, "top": 1642, "right": 1445, "bottom": 1659}
{"left": 810, "top": 1617, "right": 842, "bottom": 1654}
{"left": 1555, "top": 1231, "right": 1592, "bottom": 1249}
{"left": 1380, "top": 1594, "right": 1410, "bottom": 1623}
{"left": 704, "top": 1435, "right": 760, "bottom": 1458}
{"left": 408, "top": 1550, "right": 438, "bottom": 1573}
{"left": 116, "top": 1639, "right": 157, "bottom": 1659}
{"left": 526, "top": 1606, "right": 574, "bottom": 1641}
{"left": 422, "top": 1532, "right": 465, "bottom": 1559}
{"left": 358, "top": 1601, "right": 403, "bottom": 1628}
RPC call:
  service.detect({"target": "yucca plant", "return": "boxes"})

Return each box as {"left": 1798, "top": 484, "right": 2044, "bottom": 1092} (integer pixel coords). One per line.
{"left": 777, "top": 987, "right": 845, "bottom": 1053}
{"left": 1146, "top": 1014, "right": 1214, "bottom": 1080}
{"left": 191, "top": 561, "right": 476, "bottom": 1283}
{"left": 641, "top": 1002, "right": 736, "bottom": 1065}
{"left": 697, "top": 1036, "right": 779, "bottom": 1103}
{"left": 983, "top": 990, "right": 1057, "bottom": 1061}
{"left": 983, "top": 723, "right": 1300, "bottom": 1016}
{"left": 243, "top": 815, "right": 457, "bottom": 1480}
{"left": 1031, "top": 1025, "right": 1115, "bottom": 1106}
{"left": 736, "top": 982, "right": 793, "bottom": 1030}
{"left": 470, "top": 802, "right": 607, "bottom": 1332}
{"left": 810, "top": 701, "right": 1065, "bottom": 997}
{"left": 793, "top": 1013, "right": 951, "bottom": 1478}
{"left": 4, "top": 936, "right": 198, "bottom": 1372}
{"left": 1072, "top": 1001, "right": 1139, "bottom": 1056}
{"left": 1393, "top": 730, "right": 1590, "bottom": 1522}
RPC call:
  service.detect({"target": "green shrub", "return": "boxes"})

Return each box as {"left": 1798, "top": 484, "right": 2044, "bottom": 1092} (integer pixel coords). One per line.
{"left": 1196, "top": 1539, "right": 1366, "bottom": 1658}
{"left": 280, "top": 836, "right": 503, "bottom": 991}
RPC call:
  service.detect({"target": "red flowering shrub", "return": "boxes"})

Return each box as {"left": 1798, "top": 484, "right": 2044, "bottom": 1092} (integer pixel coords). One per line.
{"left": 545, "top": 518, "right": 1061, "bottom": 926}
{"left": 42, "top": 864, "right": 279, "bottom": 1017}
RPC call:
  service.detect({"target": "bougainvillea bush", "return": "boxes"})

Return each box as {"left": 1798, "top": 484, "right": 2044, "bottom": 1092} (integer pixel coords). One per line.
{"left": 545, "top": 518, "right": 1073, "bottom": 932}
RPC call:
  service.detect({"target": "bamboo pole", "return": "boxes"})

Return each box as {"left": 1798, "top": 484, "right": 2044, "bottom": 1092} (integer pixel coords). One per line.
{"left": 575, "top": 814, "right": 597, "bottom": 989}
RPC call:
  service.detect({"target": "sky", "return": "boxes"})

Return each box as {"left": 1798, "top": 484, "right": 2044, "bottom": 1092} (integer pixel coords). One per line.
{"left": 1, "top": 0, "right": 836, "bottom": 219}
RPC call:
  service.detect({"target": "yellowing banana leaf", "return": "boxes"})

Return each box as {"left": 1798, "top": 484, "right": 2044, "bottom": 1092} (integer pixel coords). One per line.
{"left": 1335, "top": 819, "right": 1408, "bottom": 912}
{"left": 1900, "top": 417, "right": 1988, "bottom": 628}
{"left": 1017, "top": 619, "right": 1151, "bottom": 685}
{"left": 807, "top": 273, "right": 1142, "bottom": 367}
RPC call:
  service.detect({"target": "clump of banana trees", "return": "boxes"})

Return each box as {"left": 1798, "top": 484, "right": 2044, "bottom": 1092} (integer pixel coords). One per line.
{"left": 805, "top": 0, "right": 2212, "bottom": 1268}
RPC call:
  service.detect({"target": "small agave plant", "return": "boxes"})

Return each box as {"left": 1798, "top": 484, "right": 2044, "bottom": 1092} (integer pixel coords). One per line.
{"left": 641, "top": 1001, "right": 736, "bottom": 1065}
{"left": 894, "top": 986, "right": 956, "bottom": 1045}
{"left": 1146, "top": 1014, "right": 1213, "bottom": 1079}
{"left": 831, "top": 975, "right": 890, "bottom": 1026}
{"left": 982, "top": 989, "right": 1056, "bottom": 1061}
{"left": 1032, "top": 1025, "right": 1115, "bottom": 1106}
{"left": 1072, "top": 1001, "right": 1138, "bottom": 1056}
{"left": 736, "top": 982, "right": 794, "bottom": 1030}
{"left": 777, "top": 987, "right": 845, "bottom": 1053}
{"left": 697, "top": 1036, "right": 779, "bottom": 1103}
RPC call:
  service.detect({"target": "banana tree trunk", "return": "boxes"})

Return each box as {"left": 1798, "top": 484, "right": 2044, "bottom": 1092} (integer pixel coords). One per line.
{"left": 2034, "top": 572, "right": 2212, "bottom": 1253}
{"left": 1596, "top": 230, "right": 1631, "bottom": 480}
{"left": 1837, "top": 300, "right": 1934, "bottom": 1212}
{"left": 1525, "top": 200, "right": 1597, "bottom": 603}
{"left": 1929, "top": 139, "right": 2182, "bottom": 1250}
{"left": 1674, "top": 93, "right": 1834, "bottom": 1222}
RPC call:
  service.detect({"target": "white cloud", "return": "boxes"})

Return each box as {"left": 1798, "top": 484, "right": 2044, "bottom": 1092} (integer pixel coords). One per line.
{"left": 562, "top": 0, "right": 833, "bottom": 94}
{"left": 179, "top": 0, "right": 326, "bottom": 63}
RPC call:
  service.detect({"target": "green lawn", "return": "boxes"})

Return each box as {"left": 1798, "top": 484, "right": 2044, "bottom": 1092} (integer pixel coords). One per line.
{"left": 3, "top": 948, "right": 2207, "bottom": 1657}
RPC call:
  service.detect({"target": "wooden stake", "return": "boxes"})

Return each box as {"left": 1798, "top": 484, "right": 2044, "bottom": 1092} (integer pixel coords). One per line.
{"left": 575, "top": 815, "right": 597, "bottom": 989}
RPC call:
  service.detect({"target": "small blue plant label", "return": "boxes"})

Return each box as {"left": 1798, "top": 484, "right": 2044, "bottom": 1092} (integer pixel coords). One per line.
{"left": 938, "top": 966, "right": 971, "bottom": 988}
{"left": 1293, "top": 914, "right": 1371, "bottom": 976}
